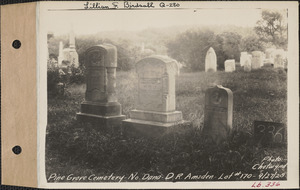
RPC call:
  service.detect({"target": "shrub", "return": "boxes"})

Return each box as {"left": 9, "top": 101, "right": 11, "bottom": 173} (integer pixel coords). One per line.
{"left": 69, "top": 64, "right": 86, "bottom": 84}
{"left": 47, "top": 60, "right": 61, "bottom": 96}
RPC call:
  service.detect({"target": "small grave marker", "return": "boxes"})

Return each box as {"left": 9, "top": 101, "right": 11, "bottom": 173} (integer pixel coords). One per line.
{"left": 251, "top": 51, "right": 263, "bottom": 69}
{"left": 224, "top": 59, "right": 236, "bottom": 72}
{"left": 203, "top": 85, "right": 233, "bottom": 144}
{"left": 205, "top": 47, "right": 217, "bottom": 72}
{"left": 274, "top": 49, "right": 285, "bottom": 69}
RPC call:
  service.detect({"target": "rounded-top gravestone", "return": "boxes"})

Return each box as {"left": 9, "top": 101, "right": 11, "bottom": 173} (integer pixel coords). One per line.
{"left": 274, "top": 49, "right": 285, "bottom": 69}
{"left": 203, "top": 85, "right": 233, "bottom": 144}
{"left": 205, "top": 47, "right": 217, "bottom": 72}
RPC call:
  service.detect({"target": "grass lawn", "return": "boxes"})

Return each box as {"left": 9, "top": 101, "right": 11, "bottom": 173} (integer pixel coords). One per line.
{"left": 46, "top": 66, "right": 287, "bottom": 182}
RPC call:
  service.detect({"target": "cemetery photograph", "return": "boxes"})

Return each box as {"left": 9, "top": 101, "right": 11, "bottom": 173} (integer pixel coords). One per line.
{"left": 45, "top": 6, "right": 288, "bottom": 184}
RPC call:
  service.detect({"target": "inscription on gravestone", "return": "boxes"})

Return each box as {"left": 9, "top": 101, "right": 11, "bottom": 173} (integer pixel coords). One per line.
{"left": 77, "top": 44, "right": 125, "bottom": 128}
{"left": 136, "top": 61, "right": 167, "bottom": 112}
{"left": 203, "top": 85, "right": 233, "bottom": 144}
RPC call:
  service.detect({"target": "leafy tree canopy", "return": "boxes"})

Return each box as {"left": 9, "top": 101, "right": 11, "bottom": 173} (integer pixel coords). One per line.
{"left": 255, "top": 10, "right": 287, "bottom": 49}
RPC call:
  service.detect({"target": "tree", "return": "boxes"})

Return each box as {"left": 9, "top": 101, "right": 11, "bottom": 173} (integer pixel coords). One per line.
{"left": 241, "top": 36, "right": 264, "bottom": 52}
{"left": 167, "top": 29, "right": 216, "bottom": 71}
{"left": 167, "top": 30, "right": 244, "bottom": 71}
{"left": 255, "top": 10, "right": 287, "bottom": 49}
{"left": 219, "top": 32, "right": 242, "bottom": 61}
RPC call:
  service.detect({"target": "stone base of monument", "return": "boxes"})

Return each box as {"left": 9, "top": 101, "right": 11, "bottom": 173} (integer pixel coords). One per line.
{"left": 77, "top": 101, "right": 126, "bottom": 130}
{"left": 129, "top": 110, "right": 183, "bottom": 123}
{"left": 122, "top": 110, "right": 190, "bottom": 137}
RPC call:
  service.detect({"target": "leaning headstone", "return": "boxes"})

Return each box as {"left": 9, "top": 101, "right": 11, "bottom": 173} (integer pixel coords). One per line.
{"left": 77, "top": 44, "right": 125, "bottom": 129}
{"left": 203, "top": 85, "right": 233, "bottom": 144}
{"left": 244, "top": 55, "right": 252, "bottom": 72}
{"left": 224, "top": 59, "right": 236, "bottom": 72}
{"left": 240, "top": 52, "right": 248, "bottom": 67}
{"left": 251, "top": 51, "right": 263, "bottom": 69}
{"left": 205, "top": 47, "right": 217, "bottom": 72}
{"left": 123, "top": 55, "right": 188, "bottom": 136}
{"left": 274, "top": 49, "right": 285, "bottom": 69}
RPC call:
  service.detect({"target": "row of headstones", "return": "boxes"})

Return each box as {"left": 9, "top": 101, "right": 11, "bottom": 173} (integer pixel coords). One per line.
{"left": 76, "top": 44, "right": 232, "bottom": 143}
{"left": 205, "top": 47, "right": 287, "bottom": 72}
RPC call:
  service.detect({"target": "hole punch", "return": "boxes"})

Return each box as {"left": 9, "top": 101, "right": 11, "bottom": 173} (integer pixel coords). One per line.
{"left": 12, "top": 40, "right": 21, "bottom": 49}
{"left": 12, "top": 145, "right": 22, "bottom": 155}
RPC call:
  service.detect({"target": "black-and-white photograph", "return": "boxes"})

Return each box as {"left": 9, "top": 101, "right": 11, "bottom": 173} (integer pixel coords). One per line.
{"left": 38, "top": 1, "right": 298, "bottom": 188}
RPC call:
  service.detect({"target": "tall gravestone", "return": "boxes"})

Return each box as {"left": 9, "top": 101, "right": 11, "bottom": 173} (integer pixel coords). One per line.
{"left": 274, "top": 49, "right": 285, "bottom": 69}
{"left": 77, "top": 44, "right": 125, "bottom": 128}
{"left": 123, "top": 55, "right": 187, "bottom": 136}
{"left": 203, "top": 85, "right": 233, "bottom": 144}
{"left": 244, "top": 55, "right": 252, "bottom": 72}
{"left": 205, "top": 47, "right": 217, "bottom": 72}
{"left": 251, "top": 51, "right": 263, "bottom": 69}
{"left": 240, "top": 52, "right": 248, "bottom": 67}
{"left": 224, "top": 59, "right": 236, "bottom": 72}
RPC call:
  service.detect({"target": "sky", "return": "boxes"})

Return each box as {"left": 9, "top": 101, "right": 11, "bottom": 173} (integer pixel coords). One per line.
{"left": 45, "top": 8, "right": 265, "bottom": 35}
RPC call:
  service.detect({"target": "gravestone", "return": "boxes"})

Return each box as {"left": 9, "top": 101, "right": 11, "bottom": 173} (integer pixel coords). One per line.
{"left": 203, "top": 85, "right": 233, "bottom": 144}
{"left": 265, "top": 48, "right": 275, "bottom": 64}
{"left": 251, "top": 51, "right": 263, "bottom": 69}
{"left": 123, "top": 55, "right": 188, "bottom": 136}
{"left": 77, "top": 44, "right": 125, "bottom": 128}
{"left": 261, "top": 52, "right": 266, "bottom": 66}
{"left": 63, "top": 48, "right": 79, "bottom": 67}
{"left": 244, "top": 55, "right": 252, "bottom": 72}
{"left": 205, "top": 47, "right": 217, "bottom": 72}
{"left": 240, "top": 52, "right": 248, "bottom": 67}
{"left": 274, "top": 49, "right": 285, "bottom": 69}
{"left": 224, "top": 59, "right": 236, "bottom": 72}
{"left": 58, "top": 41, "right": 63, "bottom": 66}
